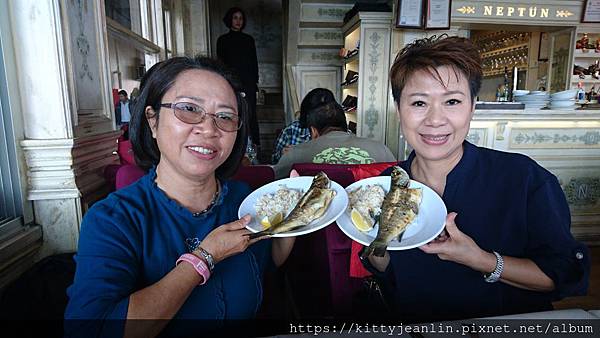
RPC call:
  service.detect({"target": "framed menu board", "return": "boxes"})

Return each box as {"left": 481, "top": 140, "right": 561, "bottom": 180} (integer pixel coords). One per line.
{"left": 425, "top": 0, "right": 452, "bottom": 30}
{"left": 582, "top": 0, "right": 600, "bottom": 23}
{"left": 396, "top": 0, "right": 424, "bottom": 28}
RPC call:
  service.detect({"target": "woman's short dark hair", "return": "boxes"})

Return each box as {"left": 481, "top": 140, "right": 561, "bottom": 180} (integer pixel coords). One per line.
{"left": 306, "top": 101, "right": 347, "bottom": 135}
{"left": 390, "top": 35, "right": 482, "bottom": 104}
{"left": 222, "top": 7, "right": 246, "bottom": 30}
{"left": 129, "top": 56, "right": 249, "bottom": 179}
{"left": 299, "top": 88, "right": 336, "bottom": 128}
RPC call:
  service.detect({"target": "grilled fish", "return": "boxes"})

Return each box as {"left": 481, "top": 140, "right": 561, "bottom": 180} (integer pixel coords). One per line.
{"left": 360, "top": 166, "right": 422, "bottom": 258}
{"left": 248, "top": 172, "right": 335, "bottom": 239}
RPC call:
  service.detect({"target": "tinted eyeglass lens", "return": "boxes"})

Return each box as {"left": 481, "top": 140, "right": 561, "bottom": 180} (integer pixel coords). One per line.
{"left": 172, "top": 102, "right": 240, "bottom": 132}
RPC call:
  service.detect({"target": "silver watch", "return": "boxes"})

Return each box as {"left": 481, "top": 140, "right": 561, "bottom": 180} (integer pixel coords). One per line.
{"left": 196, "top": 246, "right": 215, "bottom": 272}
{"left": 484, "top": 251, "right": 504, "bottom": 283}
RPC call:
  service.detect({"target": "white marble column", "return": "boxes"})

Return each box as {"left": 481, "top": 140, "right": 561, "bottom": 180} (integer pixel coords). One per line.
{"left": 9, "top": 0, "right": 120, "bottom": 258}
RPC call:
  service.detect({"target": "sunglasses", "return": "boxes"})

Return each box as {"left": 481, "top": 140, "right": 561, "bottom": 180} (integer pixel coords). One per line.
{"left": 160, "top": 102, "right": 242, "bottom": 132}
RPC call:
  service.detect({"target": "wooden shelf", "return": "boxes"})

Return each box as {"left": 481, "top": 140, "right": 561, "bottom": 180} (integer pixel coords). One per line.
{"left": 480, "top": 43, "right": 528, "bottom": 59}
{"left": 483, "top": 63, "right": 528, "bottom": 77}
{"left": 571, "top": 75, "right": 600, "bottom": 84}
{"left": 574, "top": 51, "right": 600, "bottom": 58}
{"left": 343, "top": 53, "right": 359, "bottom": 65}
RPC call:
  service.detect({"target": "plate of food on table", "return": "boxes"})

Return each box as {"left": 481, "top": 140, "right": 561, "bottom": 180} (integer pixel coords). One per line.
{"left": 238, "top": 172, "right": 348, "bottom": 238}
{"left": 336, "top": 166, "right": 447, "bottom": 252}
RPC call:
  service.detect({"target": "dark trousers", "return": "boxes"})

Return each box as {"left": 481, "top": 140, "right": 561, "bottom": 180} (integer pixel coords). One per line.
{"left": 246, "top": 89, "right": 260, "bottom": 145}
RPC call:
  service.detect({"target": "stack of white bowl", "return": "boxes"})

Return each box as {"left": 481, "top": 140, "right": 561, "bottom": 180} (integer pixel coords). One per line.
{"left": 548, "top": 89, "right": 578, "bottom": 110}
{"left": 513, "top": 90, "right": 550, "bottom": 109}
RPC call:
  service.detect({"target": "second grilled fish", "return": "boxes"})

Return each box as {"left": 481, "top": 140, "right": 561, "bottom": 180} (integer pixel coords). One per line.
{"left": 360, "top": 166, "right": 422, "bottom": 258}
{"left": 248, "top": 172, "right": 335, "bottom": 239}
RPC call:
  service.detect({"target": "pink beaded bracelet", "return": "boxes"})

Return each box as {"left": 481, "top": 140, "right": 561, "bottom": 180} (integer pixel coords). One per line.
{"left": 176, "top": 253, "right": 211, "bottom": 285}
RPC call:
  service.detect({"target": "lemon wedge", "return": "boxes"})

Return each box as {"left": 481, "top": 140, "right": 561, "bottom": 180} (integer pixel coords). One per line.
{"left": 351, "top": 208, "right": 373, "bottom": 232}
{"left": 260, "top": 212, "right": 283, "bottom": 230}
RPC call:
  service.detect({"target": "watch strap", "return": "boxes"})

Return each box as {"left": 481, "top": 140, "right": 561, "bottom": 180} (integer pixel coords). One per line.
{"left": 484, "top": 251, "right": 504, "bottom": 283}
{"left": 195, "top": 246, "right": 215, "bottom": 272}
{"left": 176, "top": 253, "right": 210, "bottom": 285}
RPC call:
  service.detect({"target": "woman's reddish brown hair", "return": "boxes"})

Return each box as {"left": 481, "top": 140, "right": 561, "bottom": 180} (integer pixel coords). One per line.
{"left": 390, "top": 35, "right": 482, "bottom": 104}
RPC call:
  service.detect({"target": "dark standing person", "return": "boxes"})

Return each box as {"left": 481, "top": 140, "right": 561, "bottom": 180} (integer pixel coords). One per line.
{"left": 217, "top": 7, "right": 260, "bottom": 148}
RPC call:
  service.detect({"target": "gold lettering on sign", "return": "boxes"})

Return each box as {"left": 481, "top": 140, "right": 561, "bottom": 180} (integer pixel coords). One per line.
{"left": 459, "top": 5, "right": 572, "bottom": 19}
{"left": 529, "top": 7, "right": 537, "bottom": 17}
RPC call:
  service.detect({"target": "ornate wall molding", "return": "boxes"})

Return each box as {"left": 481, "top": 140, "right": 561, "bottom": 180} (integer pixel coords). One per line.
{"left": 20, "top": 130, "right": 120, "bottom": 201}
{"left": 354, "top": 12, "right": 392, "bottom": 143}
{"left": 20, "top": 138, "right": 78, "bottom": 200}
{"left": 298, "top": 49, "right": 342, "bottom": 65}
{"left": 300, "top": 3, "right": 353, "bottom": 23}
{"left": 293, "top": 65, "right": 341, "bottom": 103}
{"left": 62, "top": 0, "right": 114, "bottom": 137}
{"left": 298, "top": 28, "right": 343, "bottom": 46}
{"left": 510, "top": 128, "right": 600, "bottom": 148}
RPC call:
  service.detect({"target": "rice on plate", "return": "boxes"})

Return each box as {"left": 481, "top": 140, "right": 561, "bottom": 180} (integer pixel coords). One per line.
{"left": 254, "top": 185, "right": 303, "bottom": 219}
{"left": 348, "top": 184, "right": 385, "bottom": 225}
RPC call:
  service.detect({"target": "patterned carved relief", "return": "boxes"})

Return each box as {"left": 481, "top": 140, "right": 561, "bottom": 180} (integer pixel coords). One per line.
{"left": 562, "top": 177, "right": 600, "bottom": 208}
{"left": 299, "top": 28, "right": 343, "bottom": 46}
{"left": 495, "top": 122, "right": 507, "bottom": 141}
{"left": 317, "top": 8, "right": 347, "bottom": 19}
{"left": 510, "top": 129, "right": 600, "bottom": 148}
{"left": 301, "top": 3, "right": 354, "bottom": 22}
{"left": 364, "top": 31, "right": 381, "bottom": 138}
{"left": 72, "top": 0, "right": 93, "bottom": 81}
{"left": 298, "top": 50, "right": 341, "bottom": 65}
{"left": 314, "top": 32, "right": 343, "bottom": 41}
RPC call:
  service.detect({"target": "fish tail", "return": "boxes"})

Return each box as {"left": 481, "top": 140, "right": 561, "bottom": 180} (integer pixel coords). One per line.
{"left": 360, "top": 240, "right": 388, "bottom": 259}
{"left": 247, "top": 230, "right": 272, "bottom": 239}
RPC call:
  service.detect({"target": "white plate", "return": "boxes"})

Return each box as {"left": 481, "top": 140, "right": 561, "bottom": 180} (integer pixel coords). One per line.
{"left": 550, "top": 89, "right": 577, "bottom": 100}
{"left": 512, "top": 90, "right": 530, "bottom": 96}
{"left": 238, "top": 176, "right": 348, "bottom": 237}
{"left": 336, "top": 176, "right": 447, "bottom": 250}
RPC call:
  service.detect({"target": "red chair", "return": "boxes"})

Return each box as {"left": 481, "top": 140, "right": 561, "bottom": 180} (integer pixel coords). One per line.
{"left": 231, "top": 165, "right": 274, "bottom": 190}
{"left": 115, "top": 164, "right": 145, "bottom": 190}
{"left": 286, "top": 162, "right": 395, "bottom": 317}
{"left": 113, "top": 164, "right": 275, "bottom": 191}
{"left": 117, "top": 139, "right": 135, "bottom": 165}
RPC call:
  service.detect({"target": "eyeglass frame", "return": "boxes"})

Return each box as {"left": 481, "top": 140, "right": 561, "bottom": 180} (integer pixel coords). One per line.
{"left": 159, "top": 102, "right": 242, "bottom": 132}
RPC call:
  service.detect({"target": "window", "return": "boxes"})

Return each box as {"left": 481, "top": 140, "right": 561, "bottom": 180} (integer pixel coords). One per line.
{"left": 0, "top": 12, "right": 24, "bottom": 239}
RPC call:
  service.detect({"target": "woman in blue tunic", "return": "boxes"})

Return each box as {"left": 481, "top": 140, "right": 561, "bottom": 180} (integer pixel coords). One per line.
{"left": 65, "top": 57, "right": 294, "bottom": 337}
{"left": 361, "top": 36, "right": 589, "bottom": 322}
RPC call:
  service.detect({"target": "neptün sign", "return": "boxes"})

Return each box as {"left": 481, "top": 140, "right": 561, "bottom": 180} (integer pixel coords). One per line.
{"left": 452, "top": 1, "right": 583, "bottom": 24}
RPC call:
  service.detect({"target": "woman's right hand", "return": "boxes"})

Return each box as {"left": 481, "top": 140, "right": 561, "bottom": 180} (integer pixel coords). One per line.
{"left": 368, "top": 251, "right": 390, "bottom": 272}
{"left": 196, "top": 215, "right": 260, "bottom": 264}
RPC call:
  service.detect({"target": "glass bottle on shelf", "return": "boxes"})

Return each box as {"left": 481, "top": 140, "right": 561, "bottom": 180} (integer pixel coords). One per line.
{"left": 503, "top": 67, "right": 511, "bottom": 102}
{"left": 577, "top": 82, "right": 586, "bottom": 102}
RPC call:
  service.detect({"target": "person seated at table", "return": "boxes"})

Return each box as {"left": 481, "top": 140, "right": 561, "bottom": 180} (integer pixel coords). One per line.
{"left": 274, "top": 94, "right": 396, "bottom": 178}
{"left": 271, "top": 88, "right": 335, "bottom": 164}
{"left": 65, "top": 56, "right": 294, "bottom": 337}
{"left": 361, "top": 35, "right": 590, "bottom": 322}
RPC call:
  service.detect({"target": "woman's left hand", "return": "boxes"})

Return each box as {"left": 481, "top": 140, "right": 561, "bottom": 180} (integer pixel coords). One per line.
{"left": 419, "top": 212, "right": 492, "bottom": 269}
